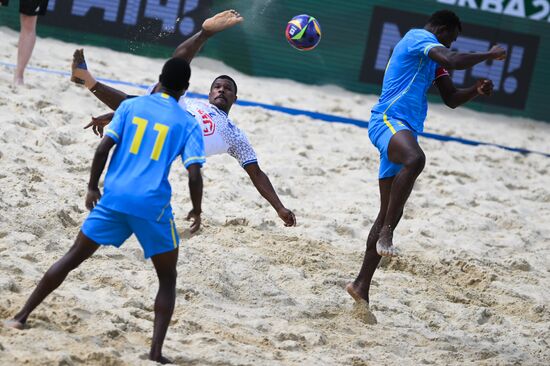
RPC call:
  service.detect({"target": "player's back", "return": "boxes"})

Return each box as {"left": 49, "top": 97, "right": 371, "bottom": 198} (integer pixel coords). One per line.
{"left": 102, "top": 93, "right": 205, "bottom": 221}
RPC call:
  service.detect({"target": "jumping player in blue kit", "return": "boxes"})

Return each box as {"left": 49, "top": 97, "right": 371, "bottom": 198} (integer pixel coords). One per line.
{"left": 347, "top": 10, "right": 506, "bottom": 307}
{"left": 4, "top": 58, "right": 204, "bottom": 364}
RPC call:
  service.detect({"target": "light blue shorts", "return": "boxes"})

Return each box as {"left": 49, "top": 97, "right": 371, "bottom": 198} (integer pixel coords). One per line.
{"left": 368, "top": 112, "right": 418, "bottom": 179}
{"left": 82, "top": 204, "right": 179, "bottom": 259}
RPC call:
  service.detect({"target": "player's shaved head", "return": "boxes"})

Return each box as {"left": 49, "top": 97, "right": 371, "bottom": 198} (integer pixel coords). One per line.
{"left": 427, "top": 10, "right": 462, "bottom": 32}
{"left": 159, "top": 58, "right": 191, "bottom": 92}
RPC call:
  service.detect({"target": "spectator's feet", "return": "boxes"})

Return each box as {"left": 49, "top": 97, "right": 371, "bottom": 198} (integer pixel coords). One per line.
{"left": 13, "top": 76, "right": 24, "bottom": 86}
{"left": 71, "top": 49, "right": 95, "bottom": 88}
{"left": 376, "top": 226, "right": 398, "bottom": 257}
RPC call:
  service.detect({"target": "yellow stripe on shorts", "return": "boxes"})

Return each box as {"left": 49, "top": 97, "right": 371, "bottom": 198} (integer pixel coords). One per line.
{"left": 383, "top": 114, "right": 397, "bottom": 135}
{"left": 169, "top": 219, "right": 177, "bottom": 249}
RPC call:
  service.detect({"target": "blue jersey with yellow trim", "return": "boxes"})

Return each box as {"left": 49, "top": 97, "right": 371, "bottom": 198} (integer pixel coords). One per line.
{"left": 371, "top": 29, "right": 445, "bottom": 132}
{"left": 102, "top": 93, "right": 205, "bottom": 221}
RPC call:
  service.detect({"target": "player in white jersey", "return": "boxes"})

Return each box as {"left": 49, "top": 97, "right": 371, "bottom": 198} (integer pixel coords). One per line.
{"left": 141, "top": 83, "right": 258, "bottom": 168}
{"left": 71, "top": 10, "right": 296, "bottom": 231}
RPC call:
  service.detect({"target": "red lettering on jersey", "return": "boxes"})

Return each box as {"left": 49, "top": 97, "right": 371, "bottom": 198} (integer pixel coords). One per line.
{"left": 197, "top": 109, "right": 216, "bottom": 136}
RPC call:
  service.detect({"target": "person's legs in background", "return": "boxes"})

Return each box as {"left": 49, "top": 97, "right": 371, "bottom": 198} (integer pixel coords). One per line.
{"left": 14, "top": 13, "right": 38, "bottom": 85}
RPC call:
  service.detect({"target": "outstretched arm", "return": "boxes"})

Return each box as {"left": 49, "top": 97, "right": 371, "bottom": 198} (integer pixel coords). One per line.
{"left": 186, "top": 164, "right": 203, "bottom": 233}
{"left": 173, "top": 9, "right": 243, "bottom": 63}
{"left": 86, "top": 136, "right": 116, "bottom": 210}
{"left": 435, "top": 75, "right": 494, "bottom": 109}
{"left": 83, "top": 112, "right": 115, "bottom": 138}
{"left": 428, "top": 45, "right": 506, "bottom": 70}
{"left": 71, "top": 49, "right": 133, "bottom": 110}
{"left": 244, "top": 163, "right": 296, "bottom": 227}
{"left": 89, "top": 83, "right": 130, "bottom": 111}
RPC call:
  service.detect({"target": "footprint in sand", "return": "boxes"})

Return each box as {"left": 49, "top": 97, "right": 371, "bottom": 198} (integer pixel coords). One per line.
{"left": 277, "top": 339, "right": 303, "bottom": 351}
{"left": 55, "top": 132, "right": 76, "bottom": 146}
{"left": 224, "top": 217, "right": 248, "bottom": 226}
{"left": 476, "top": 308, "right": 492, "bottom": 325}
{"left": 0, "top": 278, "right": 19, "bottom": 293}
{"left": 86, "top": 352, "right": 123, "bottom": 366}
{"left": 34, "top": 100, "right": 54, "bottom": 109}
{"left": 21, "top": 253, "right": 38, "bottom": 263}
{"left": 57, "top": 209, "right": 78, "bottom": 228}
{"left": 504, "top": 258, "right": 531, "bottom": 272}
{"left": 276, "top": 332, "right": 307, "bottom": 349}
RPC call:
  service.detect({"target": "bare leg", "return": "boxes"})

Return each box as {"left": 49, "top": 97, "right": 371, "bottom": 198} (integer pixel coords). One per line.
{"left": 71, "top": 49, "right": 130, "bottom": 111}
{"left": 347, "top": 177, "right": 394, "bottom": 303}
{"left": 4, "top": 231, "right": 99, "bottom": 328}
{"left": 14, "top": 14, "right": 38, "bottom": 85}
{"left": 377, "top": 130, "right": 425, "bottom": 256}
{"left": 149, "top": 248, "right": 179, "bottom": 365}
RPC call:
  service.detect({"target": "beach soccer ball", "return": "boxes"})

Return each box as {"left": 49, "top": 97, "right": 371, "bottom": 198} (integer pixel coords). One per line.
{"left": 285, "top": 14, "right": 321, "bottom": 51}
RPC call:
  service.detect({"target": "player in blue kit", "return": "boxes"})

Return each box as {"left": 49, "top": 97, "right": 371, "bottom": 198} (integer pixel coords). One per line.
{"left": 71, "top": 10, "right": 297, "bottom": 229}
{"left": 4, "top": 58, "right": 204, "bottom": 364}
{"left": 347, "top": 10, "right": 506, "bottom": 307}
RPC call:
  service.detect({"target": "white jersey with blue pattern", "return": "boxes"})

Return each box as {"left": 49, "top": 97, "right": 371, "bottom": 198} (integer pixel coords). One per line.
{"left": 185, "top": 98, "right": 257, "bottom": 167}
{"left": 146, "top": 85, "right": 257, "bottom": 167}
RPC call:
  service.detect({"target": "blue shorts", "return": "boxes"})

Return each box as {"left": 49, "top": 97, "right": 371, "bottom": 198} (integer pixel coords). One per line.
{"left": 368, "top": 112, "right": 418, "bottom": 179}
{"left": 82, "top": 204, "right": 179, "bottom": 259}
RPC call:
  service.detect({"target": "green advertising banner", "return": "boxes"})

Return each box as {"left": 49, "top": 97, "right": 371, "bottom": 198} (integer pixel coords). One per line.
{"left": 1, "top": 0, "right": 549, "bottom": 122}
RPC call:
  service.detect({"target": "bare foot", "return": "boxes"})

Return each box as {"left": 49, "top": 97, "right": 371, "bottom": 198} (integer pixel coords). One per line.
{"left": 71, "top": 49, "right": 95, "bottom": 88}
{"left": 13, "top": 76, "right": 24, "bottom": 86}
{"left": 346, "top": 282, "right": 365, "bottom": 303}
{"left": 351, "top": 300, "right": 378, "bottom": 325}
{"left": 149, "top": 354, "right": 172, "bottom": 364}
{"left": 346, "top": 283, "right": 377, "bottom": 324}
{"left": 202, "top": 9, "right": 243, "bottom": 36}
{"left": 4, "top": 319, "right": 25, "bottom": 330}
{"left": 376, "top": 227, "right": 398, "bottom": 257}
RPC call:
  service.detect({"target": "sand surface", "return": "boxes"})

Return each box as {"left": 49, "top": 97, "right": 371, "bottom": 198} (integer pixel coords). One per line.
{"left": 0, "top": 27, "right": 549, "bottom": 365}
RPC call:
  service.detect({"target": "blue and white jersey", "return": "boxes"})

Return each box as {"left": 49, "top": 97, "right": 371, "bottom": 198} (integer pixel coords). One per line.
{"left": 146, "top": 84, "right": 258, "bottom": 168}
{"left": 185, "top": 98, "right": 257, "bottom": 168}
{"left": 371, "top": 29, "right": 446, "bottom": 132}
{"left": 102, "top": 93, "right": 205, "bottom": 221}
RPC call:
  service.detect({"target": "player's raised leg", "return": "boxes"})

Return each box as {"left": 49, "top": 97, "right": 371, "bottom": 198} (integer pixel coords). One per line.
{"left": 71, "top": 48, "right": 96, "bottom": 88}
{"left": 173, "top": 9, "right": 243, "bottom": 62}
{"left": 377, "top": 130, "right": 425, "bottom": 256}
{"left": 149, "top": 248, "right": 179, "bottom": 364}
{"left": 71, "top": 49, "right": 130, "bottom": 111}
{"left": 4, "top": 231, "right": 99, "bottom": 329}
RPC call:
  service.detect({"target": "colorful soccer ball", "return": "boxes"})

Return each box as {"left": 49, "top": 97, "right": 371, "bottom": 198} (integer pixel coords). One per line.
{"left": 285, "top": 14, "right": 322, "bottom": 51}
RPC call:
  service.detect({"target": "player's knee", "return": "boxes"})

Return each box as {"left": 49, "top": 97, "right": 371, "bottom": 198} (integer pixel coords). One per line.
{"left": 404, "top": 150, "right": 425, "bottom": 173}
{"left": 20, "top": 16, "right": 38, "bottom": 32}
